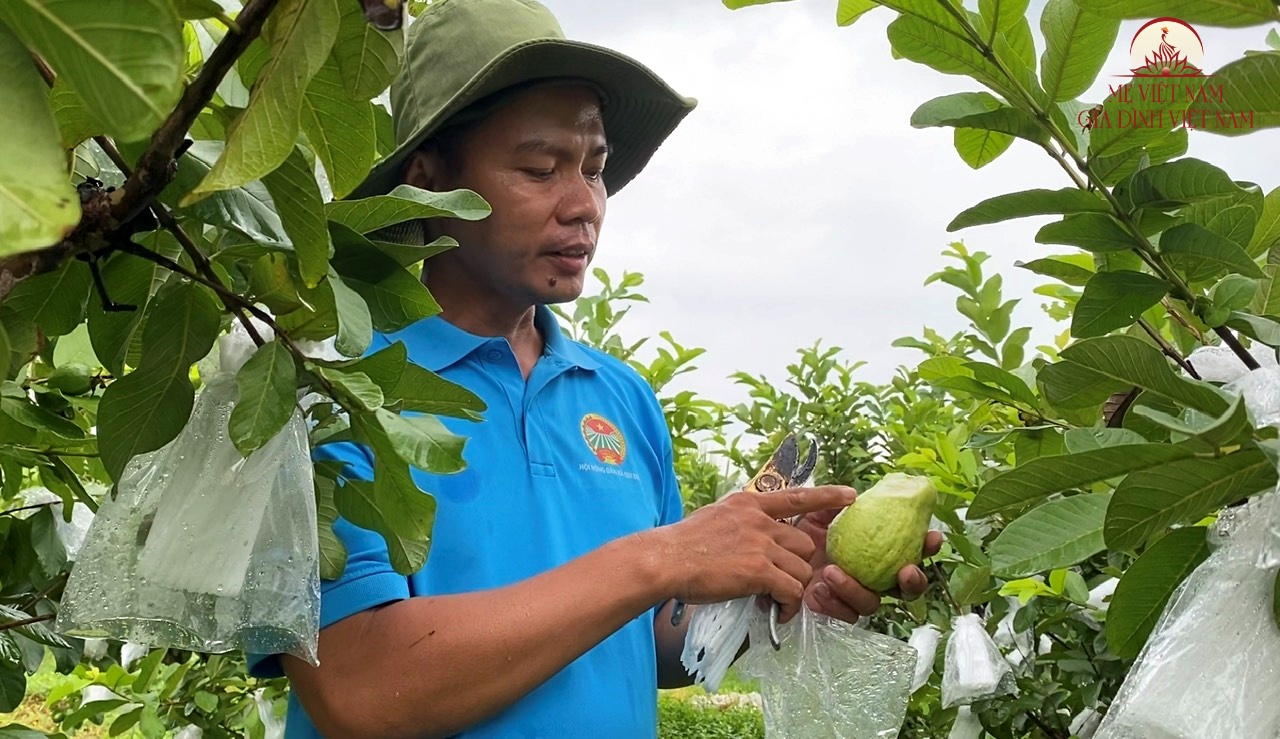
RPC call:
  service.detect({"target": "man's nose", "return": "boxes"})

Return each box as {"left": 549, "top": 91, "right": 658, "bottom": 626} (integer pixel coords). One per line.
{"left": 557, "top": 172, "right": 604, "bottom": 225}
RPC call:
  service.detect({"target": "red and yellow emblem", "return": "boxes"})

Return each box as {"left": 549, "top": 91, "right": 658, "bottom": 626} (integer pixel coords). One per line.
{"left": 581, "top": 413, "right": 627, "bottom": 466}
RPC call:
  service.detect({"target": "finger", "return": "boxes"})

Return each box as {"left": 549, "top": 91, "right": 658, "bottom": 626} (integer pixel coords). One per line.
{"left": 763, "top": 566, "right": 806, "bottom": 617}
{"left": 803, "top": 507, "right": 844, "bottom": 529}
{"left": 805, "top": 582, "right": 862, "bottom": 624}
{"left": 770, "top": 545, "right": 814, "bottom": 592}
{"left": 897, "top": 564, "right": 929, "bottom": 600}
{"left": 774, "top": 524, "right": 817, "bottom": 562}
{"left": 757, "top": 485, "right": 856, "bottom": 520}
{"left": 923, "top": 530, "right": 944, "bottom": 557}
{"left": 822, "top": 565, "right": 882, "bottom": 615}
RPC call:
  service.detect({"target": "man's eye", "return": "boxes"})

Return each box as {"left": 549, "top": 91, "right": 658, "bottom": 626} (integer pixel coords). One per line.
{"left": 523, "top": 168, "right": 554, "bottom": 180}
{"left": 584, "top": 169, "right": 604, "bottom": 182}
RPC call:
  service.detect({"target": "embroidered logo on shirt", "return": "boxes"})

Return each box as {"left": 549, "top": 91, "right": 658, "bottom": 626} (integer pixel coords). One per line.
{"left": 580, "top": 413, "right": 627, "bottom": 466}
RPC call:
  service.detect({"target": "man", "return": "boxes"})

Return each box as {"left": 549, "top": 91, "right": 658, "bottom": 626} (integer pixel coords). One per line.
{"left": 252, "top": 1, "right": 940, "bottom": 736}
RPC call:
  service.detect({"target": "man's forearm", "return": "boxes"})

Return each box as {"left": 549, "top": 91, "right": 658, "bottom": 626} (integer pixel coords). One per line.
{"left": 285, "top": 531, "right": 676, "bottom": 739}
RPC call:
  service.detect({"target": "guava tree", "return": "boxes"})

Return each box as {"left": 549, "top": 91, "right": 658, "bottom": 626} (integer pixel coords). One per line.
{"left": 0, "top": 0, "right": 490, "bottom": 734}
{"left": 723, "top": 0, "right": 1280, "bottom": 734}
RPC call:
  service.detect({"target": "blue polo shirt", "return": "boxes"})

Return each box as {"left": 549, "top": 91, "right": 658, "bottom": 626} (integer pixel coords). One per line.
{"left": 254, "top": 305, "right": 684, "bottom": 738}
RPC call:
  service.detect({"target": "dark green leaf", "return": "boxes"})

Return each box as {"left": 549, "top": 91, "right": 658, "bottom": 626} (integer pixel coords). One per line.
{"left": 886, "top": 15, "right": 1010, "bottom": 98}
{"left": 0, "top": 0, "right": 183, "bottom": 142}
{"left": 1036, "top": 213, "right": 1136, "bottom": 252}
{"left": 344, "top": 341, "right": 486, "bottom": 419}
{"left": 1227, "top": 311, "right": 1280, "bottom": 347}
{"left": 1186, "top": 187, "right": 1264, "bottom": 252}
{"left": 301, "top": 57, "right": 377, "bottom": 200}
{"left": 1160, "top": 223, "right": 1265, "bottom": 281}
{"left": 1016, "top": 256, "right": 1094, "bottom": 286}
{"left": 3, "top": 259, "right": 93, "bottom": 338}
{"left": 1211, "top": 274, "right": 1259, "bottom": 313}
{"left": 1106, "top": 526, "right": 1210, "bottom": 658}
{"left": 1199, "top": 51, "right": 1280, "bottom": 135}
{"left": 912, "top": 93, "right": 1048, "bottom": 144}
{"left": 1039, "top": 0, "right": 1119, "bottom": 101}
{"left": 1044, "top": 336, "right": 1229, "bottom": 415}
{"left": 0, "top": 663, "right": 26, "bottom": 712}
{"left": 329, "top": 271, "right": 373, "bottom": 358}
{"left": 87, "top": 253, "right": 156, "bottom": 376}
{"left": 950, "top": 563, "right": 993, "bottom": 604}
{"left": 172, "top": 0, "right": 228, "bottom": 19}
{"left": 1091, "top": 127, "right": 1189, "bottom": 186}
{"left": 370, "top": 235, "right": 459, "bottom": 268}
{"left": 1087, "top": 80, "right": 1191, "bottom": 159}
{"left": 0, "top": 397, "right": 85, "bottom": 440}
{"left": 331, "top": 226, "right": 440, "bottom": 331}
{"left": 1106, "top": 449, "right": 1277, "bottom": 549}
{"left": 1071, "top": 271, "right": 1169, "bottom": 338}
{"left": 314, "top": 473, "right": 347, "bottom": 580}
{"left": 325, "top": 184, "right": 490, "bottom": 234}
{"left": 1014, "top": 427, "right": 1066, "bottom": 463}
{"left": 1076, "top": 0, "right": 1278, "bottom": 26}
{"left": 230, "top": 341, "right": 298, "bottom": 456}
{"left": 948, "top": 188, "right": 1109, "bottom": 231}
{"left": 1125, "top": 158, "right": 1245, "bottom": 210}
{"left": 262, "top": 145, "right": 333, "bottom": 288}
{"left": 1130, "top": 394, "right": 1251, "bottom": 450}
{"left": 1063, "top": 427, "right": 1146, "bottom": 452}
{"left": 990, "top": 494, "right": 1110, "bottom": 578}
{"left": 97, "top": 363, "right": 194, "bottom": 483}
{"left": 161, "top": 140, "right": 289, "bottom": 246}
{"left": 969, "top": 443, "right": 1195, "bottom": 516}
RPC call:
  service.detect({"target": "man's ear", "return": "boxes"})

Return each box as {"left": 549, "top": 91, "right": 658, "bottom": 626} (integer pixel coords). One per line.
{"left": 402, "top": 146, "right": 446, "bottom": 191}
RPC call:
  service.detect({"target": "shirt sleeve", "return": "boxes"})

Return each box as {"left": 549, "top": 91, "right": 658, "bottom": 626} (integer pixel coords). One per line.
{"left": 247, "top": 439, "right": 411, "bottom": 678}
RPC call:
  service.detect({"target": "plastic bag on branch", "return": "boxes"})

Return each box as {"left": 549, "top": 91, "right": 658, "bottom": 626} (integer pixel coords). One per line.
{"left": 942, "top": 613, "right": 1017, "bottom": 708}
{"left": 735, "top": 604, "right": 916, "bottom": 739}
{"left": 908, "top": 624, "right": 941, "bottom": 693}
{"left": 1094, "top": 494, "right": 1280, "bottom": 739}
{"left": 56, "top": 321, "right": 320, "bottom": 664}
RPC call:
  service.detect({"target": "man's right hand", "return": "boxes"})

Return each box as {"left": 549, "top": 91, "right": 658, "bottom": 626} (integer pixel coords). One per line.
{"left": 647, "top": 485, "right": 857, "bottom": 624}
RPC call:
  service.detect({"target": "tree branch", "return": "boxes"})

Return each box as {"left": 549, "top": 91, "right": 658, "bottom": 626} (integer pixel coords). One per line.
{"left": 0, "top": 612, "right": 56, "bottom": 633}
{"left": 1137, "top": 318, "right": 1199, "bottom": 379}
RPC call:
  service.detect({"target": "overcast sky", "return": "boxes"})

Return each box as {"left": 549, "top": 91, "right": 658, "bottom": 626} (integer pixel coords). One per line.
{"left": 536, "top": 0, "right": 1280, "bottom": 408}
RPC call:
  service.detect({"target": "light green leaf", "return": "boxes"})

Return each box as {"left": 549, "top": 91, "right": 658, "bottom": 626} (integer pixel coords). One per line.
{"left": 1250, "top": 265, "right": 1280, "bottom": 315}
{"left": 314, "top": 473, "right": 348, "bottom": 580}
{"left": 301, "top": 58, "right": 377, "bottom": 200}
{"left": 836, "top": 0, "right": 878, "bottom": 25}
{"left": 1039, "top": 0, "right": 1119, "bottom": 101}
{"left": 262, "top": 145, "right": 333, "bottom": 288}
{"left": 1185, "top": 187, "right": 1264, "bottom": 253}
{"left": 329, "top": 270, "right": 373, "bottom": 358}
{"left": 345, "top": 341, "right": 486, "bottom": 419}
{"left": 1077, "top": 0, "right": 1277, "bottom": 28}
{"left": 1105, "top": 449, "right": 1276, "bottom": 549}
{"left": 185, "top": 0, "right": 341, "bottom": 201}
{"left": 2, "top": 259, "right": 92, "bottom": 338}
{"left": 968, "top": 443, "right": 1195, "bottom": 517}
{"left": 912, "top": 92, "right": 1049, "bottom": 144}
{"left": 949, "top": 188, "right": 1109, "bottom": 231}
{"left": 1063, "top": 427, "right": 1146, "bottom": 453}
{"left": 1211, "top": 274, "right": 1258, "bottom": 313}
{"left": 1225, "top": 311, "right": 1280, "bottom": 347}
{"left": 0, "top": 395, "right": 85, "bottom": 440}
{"left": 954, "top": 127, "right": 1015, "bottom": 169}
{"left": 0, "top": 0, "right": 183, "bottom": 142}
{"left": 1160, "top": 223, "right": 1265, "bottom": 282}
{"left": 325, "top": 184, "right": 490, "bottom": 234}
{"left": 1016, "top": 256, "right": 1094, "bottom": 286}
{"left": 49, "top": 76, "right": 103, "bottom": 149}
{"left": 1131, "top": 394, "right": 1251, "bottom": 451}
{"left": 1124, "top": 158, "right": 1245, "bottom": 210}
{"left": 332, "top": 0, "right": 404, "bottom": 100}
{"left": 371, "top": 235, "right": 459, "bottom": 268}
{"left": 172, "top": 0, "right": 228, "bottom": 19}
{"left": 230, "top": 341, "right": 298, "bottom": 456}
{"left": 1071, "top": 271, "right": 1169, "bottom": 338}
{"left": 886, "top": 15, "right": 1010, "bottom": 98}
{"left": 1269, "top": 28, "right": 1280, "bottom": 49}
{"left": 1036, "top": 212, "right": 1136, "bottom": 252}
{"left": 1088, "top": 82, "right": 1190, "bottom": 159}
{"left": 1091, "top": 127, "right": 1189, "bottom": 187}
{"left": 1251, "top": 187, "right": 1280, "bottom": 257}
{"left": 374, "top": 409, "right": 466, "bottom": 474}
{"left": 876, "top": 0, "right": 971, "bottom": 41}
{"left": 1042, "top": 335, "right": 1230, "bottom": 415}
{"left": 1106, "top": 526, "right": 1210, "bottom": 658}
{"left": 317, "top": 367, "right": 384, "bottom": 411}
{"left": 990, "top": 494, "right": 1111, "bottom": 578}
{"left": 0, "top": 23, "right": 81, "bottom": 255}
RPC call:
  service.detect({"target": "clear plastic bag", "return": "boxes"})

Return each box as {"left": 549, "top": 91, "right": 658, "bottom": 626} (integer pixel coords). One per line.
{"left": 55, "top": 323, "right": 320, "bottom": 665}
{"left": 908, "top": 624, "right": 941, "bottom": 693}
{"left": 942, "top": 613, "right": 1017, "bottom": 708}
{"left": 949, "top": 706, "right": 984, "bottom": 739}
{"left": 1094, "top": 494, "right": 1280, "bottom": 739}
{"left": 735, "top": 605, "right": 916, "bottom": 738}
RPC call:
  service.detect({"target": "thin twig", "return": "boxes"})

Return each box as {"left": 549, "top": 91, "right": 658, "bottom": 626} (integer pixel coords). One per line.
{"left": 1164, "top": 298, "right": 1209, "bottom": 343}
{"left": 1137, "top": 318, "right": 1199, "bottom": 378}
{"left": 1024, "top": 710, "right": 1068, "bottom": 739}
{"left": 0, "top": 501, "right": 57, "bottom": 517}
{"left": 932, "top": 562, "right": 963, "bottom": 616}
{"left": 21, "top": 573, "right": 69, "bottom": 612}
{"left": 0, "top": 613, "right": 56, "bottom": 633}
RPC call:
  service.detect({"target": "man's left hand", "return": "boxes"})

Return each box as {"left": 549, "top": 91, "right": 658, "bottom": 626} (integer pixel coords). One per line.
{"left": 795, "top": 507, "right": 944, "bottom": 624}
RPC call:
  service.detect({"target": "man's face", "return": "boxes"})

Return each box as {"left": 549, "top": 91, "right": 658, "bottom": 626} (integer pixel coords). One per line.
{"left": 413, "top": 84, "right": 609, "bottom": 307}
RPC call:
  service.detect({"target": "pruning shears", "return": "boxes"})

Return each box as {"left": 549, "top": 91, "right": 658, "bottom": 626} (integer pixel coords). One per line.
{"left": 671, "top": 432, "right": 818, "bottom": 650}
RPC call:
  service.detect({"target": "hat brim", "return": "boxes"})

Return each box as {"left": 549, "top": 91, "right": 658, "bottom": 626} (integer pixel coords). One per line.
{"left": 345, "top": 38, "right": 697, "bottom": 201}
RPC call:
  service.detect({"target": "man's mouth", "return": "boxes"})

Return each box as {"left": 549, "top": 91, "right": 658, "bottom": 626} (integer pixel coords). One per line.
{"left": 544, "top": 246, "right": 593, "bottom": 275}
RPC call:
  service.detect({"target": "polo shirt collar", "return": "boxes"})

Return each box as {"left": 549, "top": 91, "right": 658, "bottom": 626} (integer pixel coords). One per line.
{"left": 401, "top": 305, "right": 600, "bottom": 372}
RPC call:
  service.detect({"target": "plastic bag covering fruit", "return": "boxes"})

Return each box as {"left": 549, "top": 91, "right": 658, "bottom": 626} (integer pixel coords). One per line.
{"left": 736, "top": 604, "right": 916, "bottom": 739}
{"left": 826, "top": 473, "right": 937, "bottom": 592}
{"left": 942, "top": 613, "right": 1017, "bottom": 708}
{"left": 908, "top": 624, "right": 941, "bottom": 693}
{"left": 1094, "top": 494, "right": 1280, "bottom": 739}
{"left": 54, "top": 320, "right": 319, "bottom": 665}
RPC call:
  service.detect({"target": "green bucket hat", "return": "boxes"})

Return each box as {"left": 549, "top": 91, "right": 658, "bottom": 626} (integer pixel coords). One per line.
{"left": 346, "top": 0, "right": 698, "bottom": 201}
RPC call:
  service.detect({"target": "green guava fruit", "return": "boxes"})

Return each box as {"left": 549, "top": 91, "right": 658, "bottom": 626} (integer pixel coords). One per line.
{"left": 46, "top": 363, "right": 94, "bottom": 395}
{"left": 825, "top": 472, "right": 937, "bottom": 593}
